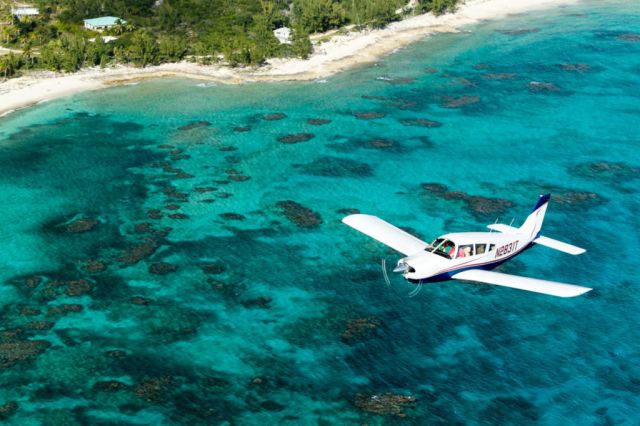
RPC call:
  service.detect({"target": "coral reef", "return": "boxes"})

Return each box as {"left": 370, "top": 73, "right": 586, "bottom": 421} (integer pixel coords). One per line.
{"left": 297, "top": 156, "right": 373, "bottom": 178}
{"left": 276, "top": 201, "right": 322, "bottom": 228}
{"left": 341, "top": 317, "right": 381, "bottom": 343}
{"left": 277, "top": 133, "right": 315, "bottom": 144}
{"left": 66, "top": 217, "right": 99, "bottom": 233}
{"left": 149, "top": 263, "right": 178, "bottom": 275}
{"left": 399, "top": 118, "right": 442, "bottom": 128}
{"left": 262, "top": 113, "right": 287, "bottom": 121}
{"left": 441, "top": 96, "right": 481, "bottom": 108}
{"left": 354, "top": 393, "right": 416, "bottom": 417}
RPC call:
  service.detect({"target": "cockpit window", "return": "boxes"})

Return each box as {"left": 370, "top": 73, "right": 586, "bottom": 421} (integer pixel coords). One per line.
{"left": 426, "top": 239, "right": 457, "bottom": 259}
{"left": 425, "top": 238, "right": 445, "bottom": 253}
{"left": 456, "top": 244, "right": 474, "bottom": 258}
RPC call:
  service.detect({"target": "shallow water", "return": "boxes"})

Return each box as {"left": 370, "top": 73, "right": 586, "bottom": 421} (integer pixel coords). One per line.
{"left": 1, "top": 1, "right": 639, "bottom": 424}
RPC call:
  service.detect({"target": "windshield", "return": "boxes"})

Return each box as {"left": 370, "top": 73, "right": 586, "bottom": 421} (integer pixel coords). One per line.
{"left": 426, "top": 238, "right": 455, "bottom": 259}
{"left": 425, "top": 238, "right": 445, "bottom": 252}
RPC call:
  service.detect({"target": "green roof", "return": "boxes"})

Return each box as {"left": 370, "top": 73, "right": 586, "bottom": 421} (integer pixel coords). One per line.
{"left": 83, "top": 16, "right": 124, "bottom": 26}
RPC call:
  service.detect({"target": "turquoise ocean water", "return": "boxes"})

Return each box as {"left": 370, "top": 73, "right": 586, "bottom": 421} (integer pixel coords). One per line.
{"left": 1, "top": 0, "right": 639, "bottom": 424}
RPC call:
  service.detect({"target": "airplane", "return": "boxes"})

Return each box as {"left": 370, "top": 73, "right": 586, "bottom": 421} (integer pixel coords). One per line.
{"left": 342, "top": 194, "right": 592, "bottom": 298}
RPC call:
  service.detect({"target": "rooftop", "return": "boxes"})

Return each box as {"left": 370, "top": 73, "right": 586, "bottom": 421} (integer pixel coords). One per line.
{"left": 83, "top": 16, "right": 124, "bottom": 26}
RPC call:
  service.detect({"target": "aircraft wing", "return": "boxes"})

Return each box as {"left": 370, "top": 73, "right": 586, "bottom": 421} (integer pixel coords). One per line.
{"left": 342, "top": 214, "right": 428, "bottom": 256}
{"left": 533, "top": 236, "right": 586, "bottom": 255}
{"left": 451, "top": 269, "right": 592, "bottom": 298}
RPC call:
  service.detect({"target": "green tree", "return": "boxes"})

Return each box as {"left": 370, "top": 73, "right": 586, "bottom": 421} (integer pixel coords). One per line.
{"left": 0, "top": 52, "right": 22, "bottom": 78}
{"left": 126, "top": 30, "right": 158, "bottom": 67}
{"left": 292, "top": 0, "right": 347, "bottom": 33}
{"left": 158, "top": 35, "right": 186, "bottom": 62}
{"left": 290, "top": 24, "right": 312, "bottom": 59}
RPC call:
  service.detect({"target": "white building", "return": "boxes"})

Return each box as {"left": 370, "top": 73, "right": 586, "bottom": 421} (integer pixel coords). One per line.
{"left": 83, "top": 16, "right": 124, "bottom": 31}
{"left": 11, "top": 6, "right": 39, "bottom": 19}
{"left": 273, "top": 27, "right": 292, "bottom": 44}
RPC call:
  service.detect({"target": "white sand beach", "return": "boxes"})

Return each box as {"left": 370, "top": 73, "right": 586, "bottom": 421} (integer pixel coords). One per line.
{"left": 0, "top": 0, "right": 578, "bottom": 117}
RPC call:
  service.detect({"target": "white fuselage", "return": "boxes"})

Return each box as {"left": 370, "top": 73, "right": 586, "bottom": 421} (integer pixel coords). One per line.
{"left": 400, "top": 231, "right": 531, "bottom": 283}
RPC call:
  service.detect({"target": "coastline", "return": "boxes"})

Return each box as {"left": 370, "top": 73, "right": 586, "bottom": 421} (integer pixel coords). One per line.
{"left": 0, "top": 0, "right": 579, "bottom": 118}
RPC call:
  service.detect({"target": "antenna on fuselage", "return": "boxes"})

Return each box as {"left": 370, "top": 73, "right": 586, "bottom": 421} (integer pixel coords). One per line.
{"left": 509, "top": 217, "right": 515, "bottom": 227}
{"left": 490, "top": 217, "right": 500, "bottom": 232}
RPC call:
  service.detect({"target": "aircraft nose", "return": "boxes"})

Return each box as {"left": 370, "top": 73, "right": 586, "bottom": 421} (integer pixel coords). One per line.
{"left": 393, "top": 261, "right": 415, "bottom": 274}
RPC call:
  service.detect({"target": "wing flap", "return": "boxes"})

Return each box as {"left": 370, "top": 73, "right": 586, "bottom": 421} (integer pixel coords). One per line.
{"left": 452, "top": 269, "right": 591, "bottom": 298}
{"left": 342, "top": 214, "right": 428, "bottom": 256}
{"left": 534, "top": 236, "right": 586, "bottom": 255}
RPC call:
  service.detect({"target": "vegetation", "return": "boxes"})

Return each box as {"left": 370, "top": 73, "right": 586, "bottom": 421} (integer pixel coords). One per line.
{"left": 0, "top": 0, "right": 461, "bottom": 79}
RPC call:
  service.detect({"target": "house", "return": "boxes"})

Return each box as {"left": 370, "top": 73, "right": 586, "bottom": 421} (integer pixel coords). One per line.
{"left": 83, "top": 16, "right": 124, "bottom": 31}
{"left": 273, "top": 27, "right": 292, "bottom": 44}
{"left": 11, "top": 6, "right": 39, "bottom": 20}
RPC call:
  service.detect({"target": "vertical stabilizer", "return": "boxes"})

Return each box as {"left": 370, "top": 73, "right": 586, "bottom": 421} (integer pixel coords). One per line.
{"left": 519, "top": 194, "right": 551, "bottom": 238}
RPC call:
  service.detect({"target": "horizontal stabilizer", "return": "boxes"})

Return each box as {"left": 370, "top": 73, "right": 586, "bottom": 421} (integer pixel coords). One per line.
{"left": 487, "top": 224, "right": 520, "bottom": 233}
{"left": 452, "top": 269, "right": 591, "bottom": 298}
{"left": 342, "top": 214, "right": 428, "bottom": 256}
{"left": 534, "top": 236, "right": 586, "bottom": 255}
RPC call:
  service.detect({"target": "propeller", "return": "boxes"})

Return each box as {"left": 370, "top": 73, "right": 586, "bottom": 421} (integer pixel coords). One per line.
{"left": 382, "top": 258, "right": 423, "bottom": 297}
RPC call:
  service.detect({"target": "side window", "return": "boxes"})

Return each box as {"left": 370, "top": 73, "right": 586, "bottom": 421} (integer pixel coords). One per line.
{"left": 457, "top": 244, "right": 474, "bottom": 258}
{"left": 476, "top": 244, "right": 486, "bottom": 255}
{"left": 489, "top": 244, "right": 496, "bottom": 252}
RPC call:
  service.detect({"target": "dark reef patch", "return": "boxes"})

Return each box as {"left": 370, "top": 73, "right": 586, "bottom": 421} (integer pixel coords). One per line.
{"left": 618, "top": 33, "right": 640, "bottom": 42}
{"left": 194, "top": 187, "right": 216, "bottom": 193}
{"left": 528, "top": 81, "right": 560, "bottom": 93}
{"left": 570, "top": 161, "right": 640, "bottom": 184}
{"left": 440, "top": 96, "right": 481, "bottom": 108}
{"left": 118, "top": 238, "right": 159, "bottom": 265}
{"left": 354, "top": 393, "right": 416, "bottom": 417}
{"left": 421, "top": 183, "right": 514, "bottom": 219}
{"left": 232, "top": 126, "right": 251, "bottom": 132}
{"left": 307, "top": 118, "right": 331, "bottom": 125}
{"left": 423, "top": 66, "right": 438, "bottom": 73}
{"left": 296, "top": 156, "right": 373, "bottom": 178}
{"left": 558, "top": 63, "right": 591, "bottom": 72}
{"left": 169, "top": 213, "right": 189, "bottom": 220}
{"left": 241, "top": 297, "right": 272, "bottom": 309}
{"left": 178, "top": 121, "right": 211, "bottom": 131}
{"left": 276, "top": 201, "right": 322, "bottom": 228}
{"left": 149, "top": 262, "right": 178, "bottom": 275}
{"left": 353, "top": 111, "right": 386, "bottom": 120}
{"left": 65, "top": 217, "right": 100, "bottom": 233}
{"left": 399, "top": 118, "right": 442, "bottom": 128}
{"left": 0, "top": 402, "right": 18, "bottom": 420}
{"left": 219, "top": 213, "right": 246, "bottom": 221}
{"left": 336, "top": 208, "right": 360, "bottom": 215}
{"left": 482, "top": 73, "right": 516, "bottom": 80}
{"left": 262, "top": 113, "right": 287, "bottom": 121}
{"left": 0, "top": 339, "right": 51, "bottom": 369}
{"left": 341, "top": 317, "right": 381, "bottom": 344}
{"left": 201, "top": 262, "right": 227, "bottom": 275}
{"left": 277, "top": 133, "right": 315, "bottom": 144}
{"left": 82, "top": 259, "right": 108, "bottom": 274}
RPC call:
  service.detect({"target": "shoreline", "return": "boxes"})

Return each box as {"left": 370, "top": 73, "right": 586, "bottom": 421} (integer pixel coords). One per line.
{"left": 0, "top": 0, "right": 579, "bottom": 118}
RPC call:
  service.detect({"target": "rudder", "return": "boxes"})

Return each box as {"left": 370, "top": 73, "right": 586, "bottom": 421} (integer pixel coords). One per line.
{"left": 519, "top": 194, "right": 551, "bottom": 238}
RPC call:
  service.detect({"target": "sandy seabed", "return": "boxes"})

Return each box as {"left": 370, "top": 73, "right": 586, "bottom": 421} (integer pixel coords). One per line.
{"left": 0, "top": 0, "right": 579, "bottom": 117}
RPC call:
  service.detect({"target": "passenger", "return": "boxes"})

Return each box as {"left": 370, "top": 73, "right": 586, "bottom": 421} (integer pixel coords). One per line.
{"left": 457, "top": 247, "right": 467, "bottom": 258}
